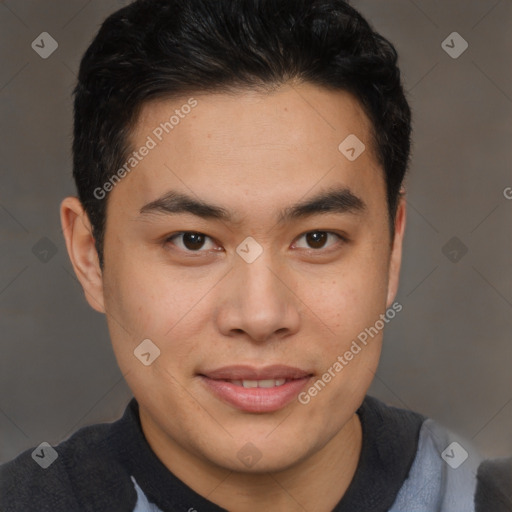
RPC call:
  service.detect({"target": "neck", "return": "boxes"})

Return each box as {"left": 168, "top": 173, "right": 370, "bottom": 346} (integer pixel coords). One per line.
{"left": 140, "top": 409, "right": 363, "bottom": 512}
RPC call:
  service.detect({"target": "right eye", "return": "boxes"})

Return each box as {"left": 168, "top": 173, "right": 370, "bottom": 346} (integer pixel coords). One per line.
{"left": 164, "top": 231, "right": 220, "bottom": 253}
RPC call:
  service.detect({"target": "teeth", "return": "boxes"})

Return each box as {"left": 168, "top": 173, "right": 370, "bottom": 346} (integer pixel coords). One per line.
{"left": 258, "top": 379, "right": 285, "bottom": 388}
{"left": 230, "top": 379, "right": 287, "bottom": 388}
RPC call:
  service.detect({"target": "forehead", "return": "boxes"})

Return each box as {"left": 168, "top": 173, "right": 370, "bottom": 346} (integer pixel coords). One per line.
{"left": 134, "top": 83, "right": 375, "bottom": 158}
{"left": 111, "top": 82, "right": 385, "bottom": 222}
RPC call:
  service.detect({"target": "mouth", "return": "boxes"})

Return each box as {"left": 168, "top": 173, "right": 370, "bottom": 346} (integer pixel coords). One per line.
{"left": 198, "top": 365, "right": 313, "bottom": 413}
{"left": 225, "top": 378, "right": 289, "bottom": 388}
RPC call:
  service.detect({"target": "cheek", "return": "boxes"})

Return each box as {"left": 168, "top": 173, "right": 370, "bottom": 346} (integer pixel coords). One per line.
{"left": 104, "top": 253, "right": 195, "bottom": 332}
{"left": 102, "top": 255, "right": 214, "bottom": 367}
{"left": 295, "top": 249, "right": 390, "bottom": 343}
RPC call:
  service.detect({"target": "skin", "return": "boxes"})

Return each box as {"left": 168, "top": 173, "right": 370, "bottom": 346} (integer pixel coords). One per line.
{"left": 61, "top": 81, "right": 406, "bottom": 512}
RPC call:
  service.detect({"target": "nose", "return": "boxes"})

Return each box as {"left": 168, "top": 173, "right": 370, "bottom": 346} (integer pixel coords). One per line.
{"left": 214, "top": 250, "right": 301, "bottom": 344}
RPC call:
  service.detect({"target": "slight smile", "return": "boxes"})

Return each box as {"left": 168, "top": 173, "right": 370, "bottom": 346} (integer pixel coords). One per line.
{"left": 199, "top": 365, "right": 314, "bottom": 413}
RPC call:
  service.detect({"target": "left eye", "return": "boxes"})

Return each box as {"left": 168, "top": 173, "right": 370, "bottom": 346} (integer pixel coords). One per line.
{"left": 166, "top": 232, "right": 217, "bottom": 252}
{"left": 293, "top": 231, "right": 343, "bottom": 250}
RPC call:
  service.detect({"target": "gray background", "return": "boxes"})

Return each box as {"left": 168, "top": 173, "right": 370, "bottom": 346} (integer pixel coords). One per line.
{"left": 0, "top": 0, "right": 511, "bottom": 464}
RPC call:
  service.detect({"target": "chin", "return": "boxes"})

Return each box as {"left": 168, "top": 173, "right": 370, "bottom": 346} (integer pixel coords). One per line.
{"left": 203, "top": 437, "right": 313, "bottom": 474}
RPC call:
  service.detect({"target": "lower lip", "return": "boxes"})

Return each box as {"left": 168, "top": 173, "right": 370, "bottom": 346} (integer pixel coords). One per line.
{"left": 200, "top": 376, "right": 312, "bottom": 413}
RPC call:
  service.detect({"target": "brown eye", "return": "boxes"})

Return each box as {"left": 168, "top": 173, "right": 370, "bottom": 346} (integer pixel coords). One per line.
{"left": 182, "top": 232, "right": 206, "bottom": 250}
{"left": 294, "top": 231, "right": 344, "bottom": 251}
{"left": 166, "top": 232, "right": 216, "bottom": 252}
{"left": 305, "top": 231, "right": 328, "bottom": 249}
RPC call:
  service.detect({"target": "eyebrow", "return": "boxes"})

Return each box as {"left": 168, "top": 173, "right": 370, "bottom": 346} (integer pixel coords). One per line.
{"left": 139, "top": 186, "right": 366, "bottom": 224}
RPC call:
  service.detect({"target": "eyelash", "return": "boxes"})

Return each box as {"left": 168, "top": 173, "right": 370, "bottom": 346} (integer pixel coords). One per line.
{"left": 163, "top": 230, "right": 348, "bottom": 255}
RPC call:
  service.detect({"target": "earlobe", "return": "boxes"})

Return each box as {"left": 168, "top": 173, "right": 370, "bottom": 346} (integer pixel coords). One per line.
{"left": 385, "top": 192, "right": 407, "bottom": 308}
{"left": 60, "top": 197, "right": 106, "bottom": 314}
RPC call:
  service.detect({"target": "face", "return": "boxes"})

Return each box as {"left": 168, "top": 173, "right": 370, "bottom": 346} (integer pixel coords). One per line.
{"left": 68, "top": 82, "right": 405, "bottom": 474}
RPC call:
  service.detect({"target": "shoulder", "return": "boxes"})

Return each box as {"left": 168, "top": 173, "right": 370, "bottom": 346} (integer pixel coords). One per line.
{"left": 359, "top": 396, "right": 484, "bottom": 511}
{"left": 475, "top": 457, "right": 512, "bottom": 512}
{"left": 0, "top": 415, "right": 137, "bottom": 512}
{"left": 389, "top": 415, "right": 483, "bottom": 511}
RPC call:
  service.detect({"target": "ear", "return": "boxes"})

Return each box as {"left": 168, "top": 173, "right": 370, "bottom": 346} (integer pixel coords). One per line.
{"left": 60, "top": 197, "right": 105, "bottom": 313}
{"left": 386, "top": 190, "right": 407, "bottom": 308}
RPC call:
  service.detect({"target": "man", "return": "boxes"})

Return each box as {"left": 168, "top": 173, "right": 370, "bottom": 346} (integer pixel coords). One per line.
{"left": 0, "top": 0, "right": 505, "bottom": 510}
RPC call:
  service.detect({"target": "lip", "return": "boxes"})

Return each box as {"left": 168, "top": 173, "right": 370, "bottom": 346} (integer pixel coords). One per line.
{"left": 199, "top": 365, "right": 313, "bottom": 413}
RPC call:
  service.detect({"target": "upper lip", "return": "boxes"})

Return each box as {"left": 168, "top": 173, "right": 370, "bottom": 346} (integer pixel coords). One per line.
{"left": 200, "top": 365, "right": 312, "bottom": 381}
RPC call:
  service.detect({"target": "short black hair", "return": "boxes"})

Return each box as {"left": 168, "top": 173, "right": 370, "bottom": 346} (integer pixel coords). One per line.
{"left": 73, "top": 0, "right": 412, "bottom": 268}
